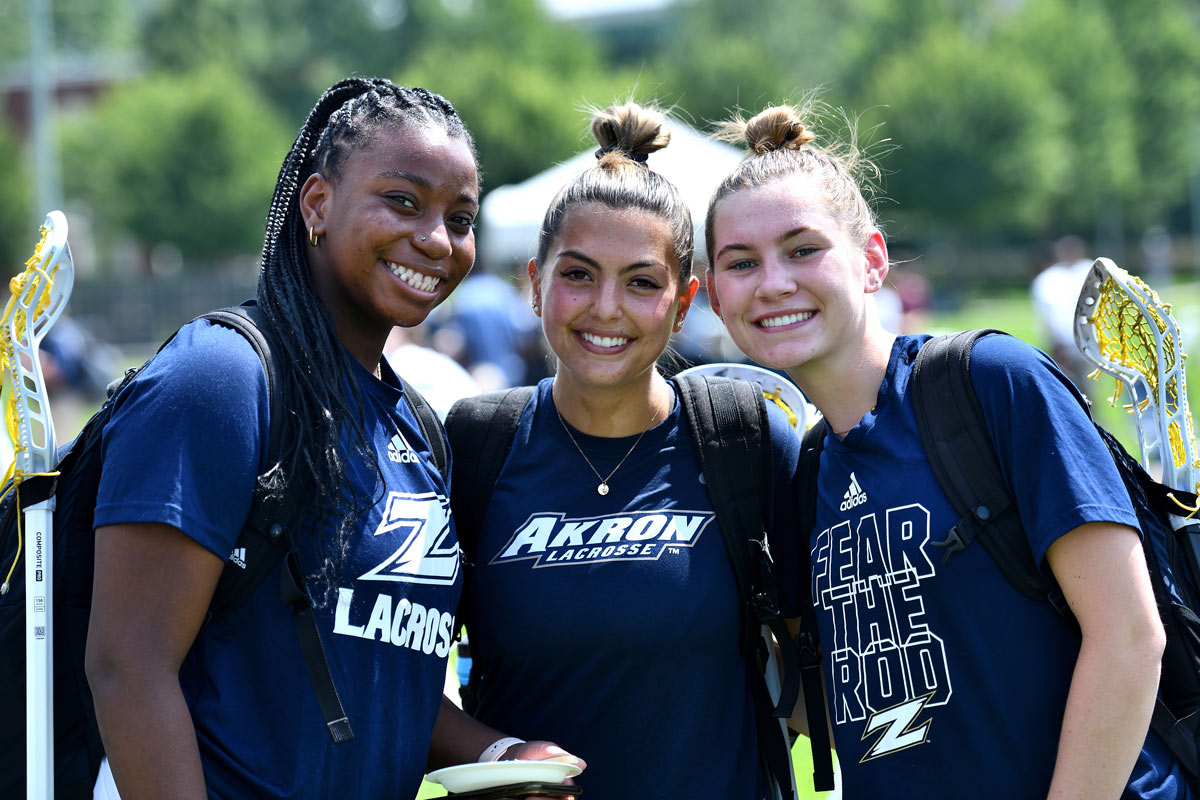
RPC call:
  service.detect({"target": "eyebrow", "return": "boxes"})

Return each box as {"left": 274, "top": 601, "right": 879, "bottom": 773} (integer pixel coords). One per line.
{"left": 714, "top": 226, "right": 813, "bottom": 260}
{"left": 376, "top": 169, "right": 479, "bottom": 206}
{"left": 556, "top": 249, "right": 666, "bottom": 272}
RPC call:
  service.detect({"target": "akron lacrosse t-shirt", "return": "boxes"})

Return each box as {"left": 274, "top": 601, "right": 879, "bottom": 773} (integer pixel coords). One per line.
{"left": 462, "top": 377, "right": 801, "bottom": 800}
{"left": 777, "top": 333, "right": 1190, "bottom": 799}
{"left": 94, "top": 312, "right": 461, "bottom": 800}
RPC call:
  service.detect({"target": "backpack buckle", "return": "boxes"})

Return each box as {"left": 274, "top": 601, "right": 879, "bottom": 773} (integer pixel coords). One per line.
{"left": 933, "top": 526, "right": 967, "bottom": 564}
{"left": 751, "top": 590, "right": 781, "bottom": 624}
{"left": 796, "top": 631, "right": 820, "bottom": 668}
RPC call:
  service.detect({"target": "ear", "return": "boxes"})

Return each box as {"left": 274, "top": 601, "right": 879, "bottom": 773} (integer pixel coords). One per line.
{"left": 863, "top": 230, "right": 889, "bottom": 294}
{"left": 674, "top": 275, "right": 700, "bottom": 332}
{"left": 527, "top": 259, "right": 542, "bottom": 316}
{"left": 705, "top": 269, "right": 722, "bottom": 319}
{"left": 299, "top": 173, "right": 330, "bottom": 236}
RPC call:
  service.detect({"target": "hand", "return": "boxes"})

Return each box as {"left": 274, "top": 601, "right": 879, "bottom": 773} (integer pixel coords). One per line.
{"left": 501, "top": 740, "right": 586, "bottom": 799}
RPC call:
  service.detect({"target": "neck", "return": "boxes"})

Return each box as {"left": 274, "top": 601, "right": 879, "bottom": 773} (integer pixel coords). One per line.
{"left": 789, "top": 329, "right": 895, "bottom": 437}
{"left": 552, "top": 371, "right": 672, "bottom": 437}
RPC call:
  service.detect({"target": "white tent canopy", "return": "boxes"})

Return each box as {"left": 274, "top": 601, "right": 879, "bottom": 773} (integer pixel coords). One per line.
{"left": 477, "top": 120, "right": 744, "bottom": 271}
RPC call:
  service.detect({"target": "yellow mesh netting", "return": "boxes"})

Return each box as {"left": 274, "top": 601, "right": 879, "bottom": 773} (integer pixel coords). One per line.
{"left": 1092, "top": 273, "right": 1198, "bottom": 480}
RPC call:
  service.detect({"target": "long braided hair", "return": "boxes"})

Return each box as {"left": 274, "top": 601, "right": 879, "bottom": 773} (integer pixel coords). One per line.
{"left": 255, "top": 77, "right": 475, "bottom": 591}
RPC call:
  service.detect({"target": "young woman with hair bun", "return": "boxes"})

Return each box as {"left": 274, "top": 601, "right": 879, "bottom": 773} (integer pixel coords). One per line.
{"left": 448, "top": 102, "right": 803, "bottom": 799}
{"left": 705, "top": 102, "right": 1193, "bottom": 798}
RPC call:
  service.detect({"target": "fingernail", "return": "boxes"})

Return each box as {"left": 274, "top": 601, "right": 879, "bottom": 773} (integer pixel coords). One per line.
{"left": 546, "top": 746, "right": 568, "bottom": 755}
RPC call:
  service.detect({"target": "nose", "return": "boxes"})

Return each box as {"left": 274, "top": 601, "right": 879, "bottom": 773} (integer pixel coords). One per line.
{"left": 413, "top": 220, "right": 452, "bottom": 259}
{"left": 755, "top": 255, "right": 798, "bottom": 301}
{"left": 592, "top": 275, "right": 622, "bottom": 320}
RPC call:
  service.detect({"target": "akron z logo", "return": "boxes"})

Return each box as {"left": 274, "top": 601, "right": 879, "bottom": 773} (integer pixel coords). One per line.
{"left": 358, "top": 491, "right": 460, "bottom": 585}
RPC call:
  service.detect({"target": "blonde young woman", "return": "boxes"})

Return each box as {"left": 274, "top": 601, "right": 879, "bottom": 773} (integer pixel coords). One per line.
{"left": 703, "top": 104, "right": 1192, "bottom": 799}
{"left": 448, "top": 103, "right": 803, "bottom": 799}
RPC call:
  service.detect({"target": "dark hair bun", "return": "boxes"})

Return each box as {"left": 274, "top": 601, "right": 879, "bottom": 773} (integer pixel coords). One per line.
{"left": 591, "top": 102, "right": 671, "bottom": 167}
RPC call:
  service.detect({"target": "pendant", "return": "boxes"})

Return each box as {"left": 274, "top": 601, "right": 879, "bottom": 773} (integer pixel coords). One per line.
{"left": 597, "top": 482, "right": 610, "bottom": 496}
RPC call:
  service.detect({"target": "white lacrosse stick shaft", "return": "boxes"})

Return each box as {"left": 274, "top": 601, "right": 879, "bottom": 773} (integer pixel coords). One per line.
{"left": 4, "top": 210, "right": 74, "bottom": 800}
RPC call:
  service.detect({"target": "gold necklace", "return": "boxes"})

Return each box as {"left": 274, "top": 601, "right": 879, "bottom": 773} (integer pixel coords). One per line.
{"left": 555, "top": 405, "right": 652, "bottom": 496}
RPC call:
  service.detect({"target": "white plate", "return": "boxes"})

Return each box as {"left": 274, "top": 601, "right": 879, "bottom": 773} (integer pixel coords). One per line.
{"left": 675, "top": 362, "right": 818, "bottom": 434}
{"left": 426, "top": 760, "right": 582, "bottom": 793}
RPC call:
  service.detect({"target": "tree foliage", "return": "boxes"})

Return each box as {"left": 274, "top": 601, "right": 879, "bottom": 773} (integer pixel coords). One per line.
{"left": 59, "top": 66, "right": 288, "bottom": 268}
{"left": 861, "top": 25, "right": 1069, "bottom": 238}
{"left": 5, "top": 0, "right": 1200, "bottom": 272}
{"left": 0, "top": 121, "right": 33, "bottom": 268}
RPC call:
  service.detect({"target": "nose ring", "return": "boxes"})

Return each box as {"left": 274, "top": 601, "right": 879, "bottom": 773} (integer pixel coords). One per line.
{"left": 420, "top": 235, "right": 427, "bottom": 242}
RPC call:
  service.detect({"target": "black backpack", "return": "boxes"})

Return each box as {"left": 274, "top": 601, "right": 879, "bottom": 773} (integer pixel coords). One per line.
{"left": 0, "top": 304, "right": 449, "bottom": 799}
{"left": 444, "top": 374, "right": 800, "bottom": 800}
{"left": 798, "top": 329, "right": 1200, "bottom": 789}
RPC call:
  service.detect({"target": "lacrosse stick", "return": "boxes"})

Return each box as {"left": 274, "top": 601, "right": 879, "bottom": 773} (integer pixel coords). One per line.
{"left": 674, "top": 362, "right": 817, "bottom": 434}
{"left": 1074, "top": 257, "right": 1200, "bottom": 565}
{"left": 0, "top": 210, "right": 74, "bottom": 800}
{"left": 674, "top": 362, "right": 816, "bottom": 800}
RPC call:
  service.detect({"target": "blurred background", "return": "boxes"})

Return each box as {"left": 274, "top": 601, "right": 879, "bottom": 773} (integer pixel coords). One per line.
{"left": 2, "top": 0, "right": 1200, "bottom": 439}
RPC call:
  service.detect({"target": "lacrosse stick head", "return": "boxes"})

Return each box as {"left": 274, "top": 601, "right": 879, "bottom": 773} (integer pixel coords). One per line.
{"left": 1073, "top": 257, "right": 1199, "bottom": 494}
{"left": 2, "top": 210, "right": 75, "bottom": 479}
{"left": 674, "top": 362, "right": 816, "bottom": 435}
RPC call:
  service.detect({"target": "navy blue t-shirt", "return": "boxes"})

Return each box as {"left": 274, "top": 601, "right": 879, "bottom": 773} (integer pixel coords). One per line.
{"left": 462, "top": 377, "right": 801, "bottom": 800}
{"left": 94, "top": 312, "right": 462, "bottom": 799}
{"left": 777, "top": 333, "right": 1191, "bottom": 799}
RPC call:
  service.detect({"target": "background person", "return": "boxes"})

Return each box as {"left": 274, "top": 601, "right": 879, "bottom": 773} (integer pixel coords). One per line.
{"left": 85, "top": 76, "right": 578, "bottom": 800}
{"left": 1031, "top": 234, "right": 1093, "bottom": 390}
{"left": 704, "top": 102, "right": 1190, "bottom": 799}
{"left": 450, "top": 102, "right": 802, "bottom": 799}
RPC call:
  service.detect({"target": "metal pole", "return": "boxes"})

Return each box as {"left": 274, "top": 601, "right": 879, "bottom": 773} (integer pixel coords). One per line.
{"left": 28, "top": 0, "right": 62, "bottom": 224}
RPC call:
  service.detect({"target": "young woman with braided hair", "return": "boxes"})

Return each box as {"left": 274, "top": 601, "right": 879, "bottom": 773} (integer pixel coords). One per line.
{"left": 705, "top": 103, "right": 1192, "bottom": 798}
{"left": 447, "top": 102, "right": 803, "bottom": 799}
{"left": 85, "top": 77, "right": 579, "bottom": 800}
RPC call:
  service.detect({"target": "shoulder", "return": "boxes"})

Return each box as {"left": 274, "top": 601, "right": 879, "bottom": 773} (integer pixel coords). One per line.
{"left": 135, "top": 316, "right": 269, "bottom": 400}
{"left": 966, "top": 332, "right": 1079, "bottom": 401}
{"left": 108, "top": 316, "right": 270, "bottom": 441}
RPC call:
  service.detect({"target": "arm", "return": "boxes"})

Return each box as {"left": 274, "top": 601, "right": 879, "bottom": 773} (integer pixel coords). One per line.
{"left": 428, "top": 696, "right": 586, "bottom": 798}
{"left": 1044, "top": 522, "right": 1165, "bottom": 800}
{"left": 85, "top": 522, "right": 226, "bottom": 800}
{"left": 427, "top": 696, "right": 582, "bottom": 769}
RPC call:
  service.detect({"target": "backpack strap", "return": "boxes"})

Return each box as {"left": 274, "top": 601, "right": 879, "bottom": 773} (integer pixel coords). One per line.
{"left": 445, "top": 386, "right": 535, "bottom": 564}
{"left": 797, "top": 417, "right": 835, "bottom": 793}
{"left": 911, "top": 330, "right": 1068, "bottom": 615}
{"left": 444, "top": 386, "right": 535, "bottom": 716}
{"left": 396, "top": 373, "right": 450, "bottom": 483}
{"left": 675, "top": 374, "right": 797, "bottom": 800}
{"left": 193, "top": 306, "right": 353, "bottom": 744}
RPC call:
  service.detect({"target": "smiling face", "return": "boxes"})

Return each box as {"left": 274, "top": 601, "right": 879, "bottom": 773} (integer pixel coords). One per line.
{"left": 300, "top": 120, "right": 479, "bottom": 364}
{"left": 707, "top": 177, "right": 887, "bottom": 375}
{"left": 531, "top": 203, "right": 698, "bottom": 398}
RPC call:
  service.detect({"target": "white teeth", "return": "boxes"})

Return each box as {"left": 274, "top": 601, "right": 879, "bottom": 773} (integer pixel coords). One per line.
{"left": 759, "top": 311, "right": 814, "bottom": 328}
{"left": 580, "top": 331, "right": 630, "bottom": 348}
{"left": 386, "top": 261, "right": 441, "bottom": 293}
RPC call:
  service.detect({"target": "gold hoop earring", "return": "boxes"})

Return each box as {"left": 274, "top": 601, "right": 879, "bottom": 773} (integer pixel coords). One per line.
{"left": 309, "top": 227, "right": 321, "bottom": 247}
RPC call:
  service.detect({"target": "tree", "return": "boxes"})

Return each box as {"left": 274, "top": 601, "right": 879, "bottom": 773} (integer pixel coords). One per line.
{"left": 397, "top": 0, "right": 642, "bottom": 190}
{"left": 0, "top": 121, "right": 33, "bottom": 268}
{"left": 59, "top": 66, "right": 289, "bottom": 270}
{"left": 992, "top": 0, "right": 1139, "bottom": 232}
{"left": 861, "top": 25, "right": 1069, "bottom": 239}
{"left": 1095, "top": 0, "right": 1200, "bottom": 226}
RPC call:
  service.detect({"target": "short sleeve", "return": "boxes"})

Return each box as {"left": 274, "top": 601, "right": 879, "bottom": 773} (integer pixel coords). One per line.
{"left": 95, "top": 319, "right": 269, "bottom": 560}
{"left": 968, "top": 334, "right": 1140, "bottom": 568}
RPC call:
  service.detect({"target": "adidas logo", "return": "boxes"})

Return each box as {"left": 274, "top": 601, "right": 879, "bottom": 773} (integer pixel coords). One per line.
{"left": 387, "top": 432, "right": 420, "bottom": 464}
{"left": 839, "top": 472, "right": 868, "bottom": 511}
{"left": 229, "top": 547, "right": 247, "bottom": 570}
